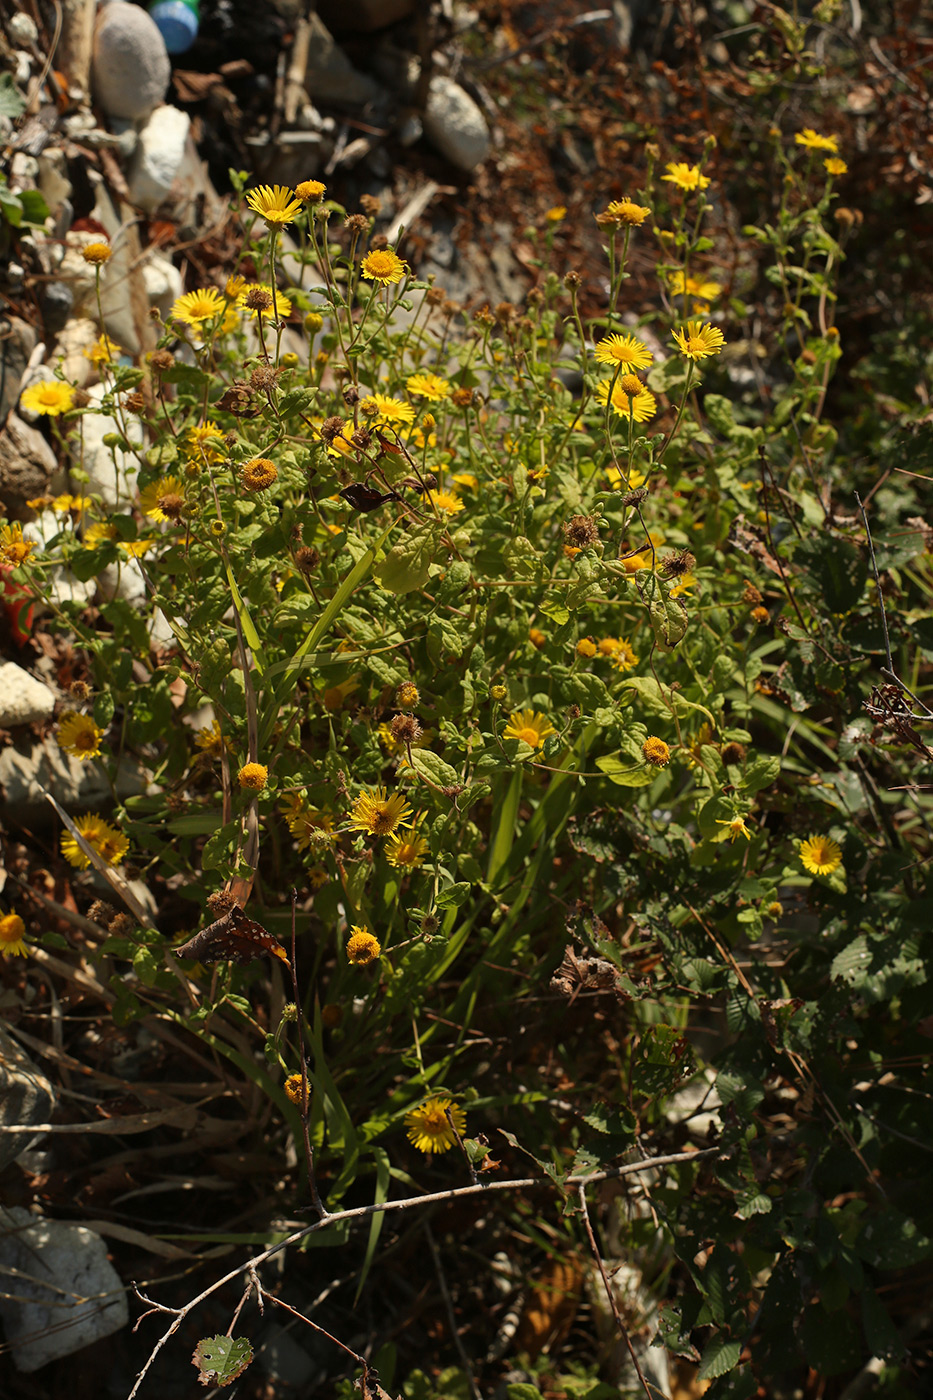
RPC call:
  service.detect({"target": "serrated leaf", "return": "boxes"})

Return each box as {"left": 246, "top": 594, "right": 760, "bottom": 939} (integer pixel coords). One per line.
{"left": 435, "top": 881, "right": 471, "bottom": 908}
{"left": 192, "top": 1334, "right": 253, "bottom": 1386}
{"left": 697, "top": 1337, "right": 741, "bottom": 1381}
{"left": 376, "top": 524, "right": 441, "bottom": 594}
{"left": 407, "top": 749, "right": 459, "bottom": 788}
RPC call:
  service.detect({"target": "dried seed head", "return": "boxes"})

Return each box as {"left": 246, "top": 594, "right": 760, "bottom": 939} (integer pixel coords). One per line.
{"left": 360, "top": 194, "right": 381, "bottom": 217}
{"left": 88, "top": 899, "right": 115, "bottom": 925}
{"left": 442, "top": 299, "right": 460, "bottom": 318}
{"left": 473, "top": 305, "right": 495, "bottom": 328}
{"left": 495, "top": 302, "right": 515, "bottom": 323}
{"left": 618, "top": 487, "right": 648, "bottom": 508}
{"left": 342, "top": 385, "right": 360, "bottom": 407}
{"left": 320, "top": 415, "right": 346, "bottom": 443}
{"left": 369, "top": 233, "right": 388, "bottom": 250}
{"left": 124, "top": 391, "right": 146, "bottom": 414}
{"left": 426, "top": 286, "right": 446, "bottom": 305}
{"left": 70, "top": 680, "right": 91, "bottom": 701}
{"left": 344, "top": 213, "right": 369, "bottom": 235}
{"left": 721, "top": 741, "right": 747, "bottom": 766}
{"left": 563, "top": 270, "right": 582, "bottom": 289}
{"left": 249, "top": 364, "right": 279, "bottom": 392}
{"left": 296, "top": 546, "right": 320, "bottom": 573}
{"left": 244, "top": 287, "right": 274, "bottom": 313}
{"left": 742, "top": 582, "right": 763, "bottom": 605}
{"left": 109, "top": 912, "right": 135, "bottom": 937}
{"left": 563, "top": 514, "right": 600, "bottom": 548}
{"left": 350, "top": 428, "right": 372, "bottom": 450}
{"left": 661, "top": 549, "right": 696, "bottom": 579}
{"left": 158, "top": 491, "right": 185, "bottom": 521}
{"left": 390, "top": 712, "right": 423, "bottom": 745}
{"left": 451, "top": 387, "right": 474, "bottom": 408}
{"left": 151, "top": 349, "right": 175, "bottom": 372}
{"left": 207, "top": 890, "right": 236, "bottom": 916}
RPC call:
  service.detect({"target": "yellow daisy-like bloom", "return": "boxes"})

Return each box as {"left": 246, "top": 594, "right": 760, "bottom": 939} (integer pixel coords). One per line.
{"left": 610, "top": 639, "right": 639, "bottom": 671}
{"left": 397, "top": 681, "right": 419, "bottom": 709}
{"left": 642, "top": 736, "right": 671, "bottom": 767}
{"left": 296, "top": 180, "right": 326, "bottom": 202}
{"left": 670, "top": 573, "right": 696, "bottom": 598}
{"left": 195, "top": 719, "right": 233, "bottom": 757}
{"left": 592, "top": 333, "right": 653, "bottom": 372}
{"left": 622, "top": 551, "right": 651, "bottom": 573}
{"left": 346, "top": 927, "right": 382, "bottom": 964}
{"left": 139, "top": 475, "right": 186, "bottom": 521}
{"left": 57, "top": 712, "right": 105, "bottom": 761}
{"left": 184, "top": 421, "right": 225, "bottom": 465}
{"left": 607, "top": 198, "right": 651, "bottom": 225}
{"left": 241, "top": 458, "right": 278, "bottom": 491}
{"left": 405, "top": 1096, "right": 466, "bottom": 1154}
{"left": 52, "top": 494, "right": 90, "bottom": 513}
{"left": 0, "top": 522, "right": 37, "bottom": 568}
{"left": 799, "top": 834, "right": 843, "bottom": 876}
{"left": 426, "top": 489, "right": 464, "bottom": 515}
{"left": 596, "top": 378, "right": 658, "bottom": 423}
{"left": 171, "top": 288, "right": 225, "bottom": 326}
{"left": 716, "top": 816, "right": 753, "bottom": 843}
{"left": 237, "top": 283, "right": 293, "bottom": 320}
{"left": 288, "top": 807, "right": 338, "bottom": 851}
{"left": 795, "top": 128, "right": 839, "bottom": 153}
{"left": 309, "top": 866, "right": 329, "bottom": 890}
{"left": 284, "top": 1072, "right": 308, "bottom": 1108}
{"left": 84, "top": 522, "right": 119, "bottom": 550}
{"left": 529, "top": 628, "right": 546, "bottom": 648}
{"left": 225, "top": 274, "right": 247, "bottom": 299}
{"left": 81, "top": 241, "right": 112, "bottom": 265}
{"left": 576, "top": 638, "right": 597, "bottom": 659}
{"left": 361, "top": 249, "right": 409, "bottom": 285}
{"left": 824, "top": 156, "right": 847, "bottom": 176}
{"left": 669, "top": 271, "right": 722, "bottom": 302}
{"left": 118, "top": 539, "right": 153, "bottom": 558}
{"left": 20, "top": 380, "right": 75, "bottom": 417}
{"left": 605, "top": 465, "right": 647, "bottom": 490}
{"left": 60, "top": 813, "right": 129, "bottom": 869}
{"left": 348, "top": 786, "right": 414, "bottom": 838}
{"left": 451, "top": 472, "right": 478, "bottom": 491}
{"left": 598, "top": 636, "right": 622, "bottom": 657}
{"left": 385, "top": 829, "right": 429, "bottom": 870}
{"left": 546, "top": 205, "right": 567, "bottom": 221}
{"left": 672, "top": 321, "right": 726, "bottom": 362}
{"left": 238, "top": 762, "right": 268, "bottom": 790}
{"left": 407, "top": 372, "right": 451, "bottom": 401}
{"left": 0, "top": 913, "right": 29, "bottom": 958}
{"left": 662, "top": 162, "right": 710, "bottom": 191}
{"left": 365, "top": 393, "right": 416, "bottom": 425}
{"left": 245, "top": 184, "right": 303, "bottom": 227}
{"left": 85, "top": 334, "right": 121, "bottom": 366}
{"left": 503, "top": 709, "right": 556, "bottom": 750}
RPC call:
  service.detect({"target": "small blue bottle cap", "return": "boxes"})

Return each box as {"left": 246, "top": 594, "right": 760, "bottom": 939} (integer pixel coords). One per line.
{"left": 150, "top": 0, "right": 199, "bottom": 55}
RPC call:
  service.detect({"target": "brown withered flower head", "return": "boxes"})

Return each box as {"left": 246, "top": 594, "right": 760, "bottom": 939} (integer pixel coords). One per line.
{"left": 563, "top": 515, "right": 601, "bottom": 549}
{"left": 661, "top": 549, "right": 696, "bottom": 579}
{"left": 369, "top": 233, "right": 389, "bottom": 251}
{"left": 742, "top": 582, "right": 763, "bottom": 605}
{"left": 249, "top": 364, "right": 280, "bottom": 392}
{"left": 343, "top": 385, "right": 360, "bottom": 407}
{"left": 320, "top": 415, "right": 346, "bottom": 443}
{"left": 426, "top": 286, "right": 446, "bottom": 306}
{"left": 109, "top": 913, "right": 135, "bottom": 937}
{"left": 390, "top": 712, "right": 423, "bottom": 745}
{"left": 88, "top": 899, "right": 115, "bottom": 926}
{"left": 344, "top": 213, "right": 369, "bottom": 235}
{"left": 70, "top": 680, "right": 91, "bottom": 701}
{"left": 451, "top": 387, "right": 474, "bottom": 408}
{"left": 360, "top": 193, "right": 381, "bottom": 217}
{"left": 618, "top": 486, "right": 648, "bottom": 508}
{"left": 563, "top": 270, "right": 582, "bottom": 289}
{"left": 151, "top": 349, "right": 175, "bottom": 373}
{"left": 350, "top": 428, "right": 372, "bottom": 450}
{"left": 244, "top": 287, "right": 274, "bottom": 314}
{"left": 207, "top": 890, "right": 236, "bottom": 917}
{"left": 721, "top": 741, "right": 747, "bottom": 766}
{"left": 442, "top": 299, "right": 460, "bottom": 318}
{"left": 123, "top": 391, "right": 146, "bottom": 414}
{"left": 295, "top": 545, "right": 320, "bottom": 573}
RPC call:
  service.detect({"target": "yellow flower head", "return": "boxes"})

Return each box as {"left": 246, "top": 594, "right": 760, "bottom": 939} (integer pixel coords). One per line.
{"left": 81, "top": 241, "right": 113, "bottom": 265}
{"left": 799, "top": 834, "right": 842, "bottom": 876}
{"left": 0, "top": 522, "right": 37, "bottom": 568}
{"left": 225, "top": 274, "right": 247, "bottom": 299}
{"left": 405, "top": 1096, "right": 466, "bottom": 1154}
{"left": 241, "top": 458, "right": 278, "bottom": 492}
{"left": 60, "top": 813, "right": 128, "bottom": 869}
{"left": 642, "top": 736, "right": 671, "bottom": 767}
{"left": 607, "top": 198, "right": 651, "bottom": 225}
{"left": 20, "top": 380, "right": 75, "bottom": 417}
{"left": 451, "top": 472, "right": 478, "bottom": 491}
{"left": 57, "top": 712, "right": 105, "bottom": 761}
{"left": 346, "top": 927, "right": 382, "bottom": 965}
{"left": 672, "top": 321, "right": 726, "bottom": 361}
{"left": 349, "top": 787, "right": 414, "bottom": 838}
{"left": 503, "top": 709, "right": 556, "bottom": 751}
{"left": 546, "top": 205, "right": 567, "bottom": 222}
{"left": 662, "top": 162, "right": 710, "bottom": 191}
{"left": 824, "top": 156, "right": 847, "bottom": 176}
{"left": 426, "top": 489, "right": 464, "bottom": 515}
{"left": 716, "top": 816, "right": 753, "bottom": 843}
{"left": 575, "top": 637, "right": 597, "bottom": 659}
{"left": 596, "top": 378, "right": 657, "bottom": 423}
{"left": 592, "top": 333, "right": 653, "bottom": 372}
{"left": 385, "top": 828, "right": 429, "bottom": 870}
{"left": 529, "top": 628, "right": 546, "bottom": 649}
{"left": 171, "top": 288, "right": 226, "bottom": 326}
{"left": 184, "top": 422, "right": 225, "bottom": 464}
{"left": 361, "top": 249, "right": 409, "bottom": 285}
{"left": 85, "top": 334, "right": 122, "bottom": 366}
{"left": 598, "top": 636, "right": 622, "bottom": 657}
{"left": 0, "top": 913, "right": 29, "bottom": 958}
{"left": 245, "top": 184, "right": 303, "bottom": 227}
{"left": 287, "top": 807, "right": 337, "bottom": 852}
{"left": 397, "top": 681, "right": 420, "bottom": 709}
{"left": 139, "top": 475, "right": 186, "bottom": 522}
{"left": 610, "top": 638, "right": 639, "bottom": 672}
{"left": 238, "top": 762, "right": 268, "bottom": 791}
{"left": 795, "top": 128, "right": 839, "bottom": 153}
{"left": 406, "top": 372, "right": 451, "bottom": 401}
{"left": 296, "top": 180, "right": 326, "bottom": 202}
{"left": 365, "top": 393, "right": 416, "bottom": 425}
{"left": 84, "top": 521, "right": 119, "bottom": 550}
{"left": 236, "top": 284, "right": 293, "bottom": 320}
{"left": 195, "top": 719, "right": 233, "bottom": 757}
{"left": 669, "top": 271, "right": 722, "bottom": 302}
{"left": 284, "top": 1072, "right": 308, "bottom": 1108}
{"left": 118, "top": 539, "right": 153, "bottom": 558}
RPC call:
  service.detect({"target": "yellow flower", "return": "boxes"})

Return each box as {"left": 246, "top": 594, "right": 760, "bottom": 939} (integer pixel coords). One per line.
{"left": 57, "top": 712, "right": 105, "bottom": 761}
{"left": 503, "top": 709, "right": 556, "bottom": 750}
{"left": 296, "top": 180, "right": 326, "bottom": 202}
{"left": 622, "top": 552, "right": 651, "bottom": 573}
{"left": 426, "top": 489, "right": 464, "bottom": 515}
{"left": 287, "top": 807, "right": 338, "bottom": 851}
{"left": 672, "top": 320, "right": 726, "bottom": 361}
{"left": 405, "top": 1096, "right": 466, "bottom": 1154}
{"left": 610, "top": 639, "right": 639, "bottom": 671}
{"left": 598, "top": 636, "right": 622, "bottom": 657}
{"left": 662, "top": 162, "right": 710, "bottom": 191}
{"left": 170, "top": 288, "right": 226, "bottom": 326}
{"left": 238, "top": 762, "right": 268, "bottom": 790}
{"left": 0, "top": 522, "right": 37, "bottom": 568}
{"left": 225, "top": 274, "right": 247, "bottom": 299}
{"left": 85, "top": 334, "right": 121, "bottom": 366}
{"left": 81, "top": 241, "right": 113, "bottom": 265}
{"left": 184, "top": 422, "right": 225, "bottom": 464}
{"left": 606, "top": 466, "right": 646, "bottom": 490}
{"left": 407, "top": 372, "right": 451, "bottom": 401}
{"left": 669, "top": 271, "right": 722, "bottom": 301}
{"left": 607, "top": 198, "right": 651, "bottom": 225}
{"left": 284, "top": 1072, "right": 308, "bottom": 1107}
{"left": 546, "top": 205, "right": 567, "bottom": 221}
{"left": 529, "top": 628, "right": 546, "bottom": 648}
{"left": 84, "top": 522, "right": 119, "bottom": 550}
{"left": 685, "top": 722, "right": 714, "bottom": 767}
{"left": 824, "top": 156, "right": 847, "bottom": 176}
{"left": 346, "top": 927, "right": 382, "bottom": 964}
{"left": 365, "top": 393, "right": 416, "bottom": 425}
{"left": 53, "top": 494, "right": 90, "bottom": 513}
{"left": 236, "top": 284, "right": 293, "bottom": 320}
{"left": 195, "top": 720, "right": 233, "bottom": 757}
{"left": 397, "top": 681, "right": 420, "bottom": 709}
{"left": 795, "top": 128, "right": 839, "bottom": 153}
{"left": 241, "top": 458, "right": 278, "bottom": 491}
{"left": 245, "top": 184, "right": 303, "bottom": 227}
{"left": 799, "top": 835, "right": 842, "bottom": 876}
{"left": 385, "top": 829, "right": 429, "bottom": 869}
{"left": 716, "top": 816, "right": 753, "bottom": 843}
{"left": 20, "top": 380, "right": 75, "bottom": 416}
{"left": 596, "top": 378, "right": 657, "bottom": 423}
{"left": 642, "top": 736, "right": 670, "bottom": 767}
{"left": 60, "top": 813, "right": 128, "bottom": 869}
{"left": 139, "top": 475, "right": 186, "bottom": 521}
{"left": 0, "top": 913, "right": 29, "bottom": 958}
{"left": 118, "top": 539, "right": 153, "bottom": 558}
{"left": 361, "top": 249, "right": 409, "bottom": 285}
{"left": 348, "top": 786, "right": 414, "bottom": 837}
{"left": 670, "top": 573, "right": 696, "bottom": 598}
{"left": 451, "top": 472, "right": 478, "bottom": 491}
{"left": 576, "top": 638, "right": 597, "bottom": 659}
{"left": 592, "top": 333, "right": 653, "bottom": 371}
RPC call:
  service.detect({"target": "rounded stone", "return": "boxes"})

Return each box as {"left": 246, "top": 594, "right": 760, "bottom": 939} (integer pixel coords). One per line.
{"left": 92, "top": 1, "right": 170, "bottom": 121}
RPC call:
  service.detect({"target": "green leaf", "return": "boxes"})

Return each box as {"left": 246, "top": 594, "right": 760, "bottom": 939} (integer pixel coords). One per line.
{"left": 18, "top": 189, "right": 49, "bottom": 227}
{"left": 376, "top": 523, "right": 441, "bottom": 594}
{"left": 644, "top": 573, "right": 689, "bottom": 650}
{"left": 506, "top": 1386, "right": 545, "bottom": 1400}
{"left": 0, "top": 75, "right": 26, "bottom": 120}
{"left": 697, "top": 1337, "right": 742, "bottom": 1381}
{"left": 407, "top": 749, "right": 459, "bottom": 788}
{"left": 596, "top": 755, "right": 655, "bottom": 787}
{"left": 435, "top": 881, "right": 471, "bottom": 908}
{"left": 192, "top": 1335, "right": 253, "bottom": 1386}
{"left": 201, "top": 820, "right": 240, "bottom": 872}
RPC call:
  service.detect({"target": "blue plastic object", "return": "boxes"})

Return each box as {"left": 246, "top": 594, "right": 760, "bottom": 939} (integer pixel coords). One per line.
{"left": 149, "top": 0, "right": 200, "bottom": 55}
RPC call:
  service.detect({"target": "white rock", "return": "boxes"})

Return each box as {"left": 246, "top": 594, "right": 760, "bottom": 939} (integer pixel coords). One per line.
{"left": 8, "top": 12, "right": 38, "bottom": 44}
{"left": 0, "top": 413, "right": 58, "bottom": 513}
{"left": 96, "top": 555, "right": 148, "bottom": 606}
{"left": 128, "top": 105, "right": 191, "bottom": 214}
{"left": 0, "top": 736, "right": 144, "bottom": 822}
{"left": 74, "top": 382, "right": 144, "bottom": 509}
{"left": 0, "top": 1207, "right": 127, "bottom": 1371}
{"left": 55, "top": 316, "right": 99, "bottom": 388}
{"left": 92, "top": 0, "right": 170, "bottom": 121}
{"left": 143, "top": 252, "right": 183, "bottom": 319}
{"left": 423, "top": 75, "right": 490, "bottom": 170}
{"left": 0, "top": 663, "right": 56, "bottom": 728}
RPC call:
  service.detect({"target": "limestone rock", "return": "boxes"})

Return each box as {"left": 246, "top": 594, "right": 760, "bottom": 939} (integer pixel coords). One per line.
{"left": 0, "top": 414, "right": 58, "bottom": 516}
{"left": 0, "top": 663, "right": 55, "bottom": 728}
{"left": 0, "top": 1207, "right": 128, "bottom": 1371}
{"left": 0, "top": 316, "right": 37, "bottom": 423}
{"left": 74, "top": 382, "right": 144, "bottom": 508}
{"left": 54, "top": 316, "right": 99, "bottom": 388}
{"left": 128, "top": 104, "right": 191, "bottom": 214}
{"left": 0, "top": 1030, "right": 57, "bottom": 1173}
{"left": 305, "top": 14, "right": 384, "bottom": 106}
{"left": 143, "top": 252, "right": 183, "bottom": 319}
{"left": 92, "top": 0, "right": 170, "bottom": 121}
{"left": 423, "top": 75, "right": 489, "bottom": 171}
{"left": 0, "top": 736, "right": 144, "bottom": 827}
